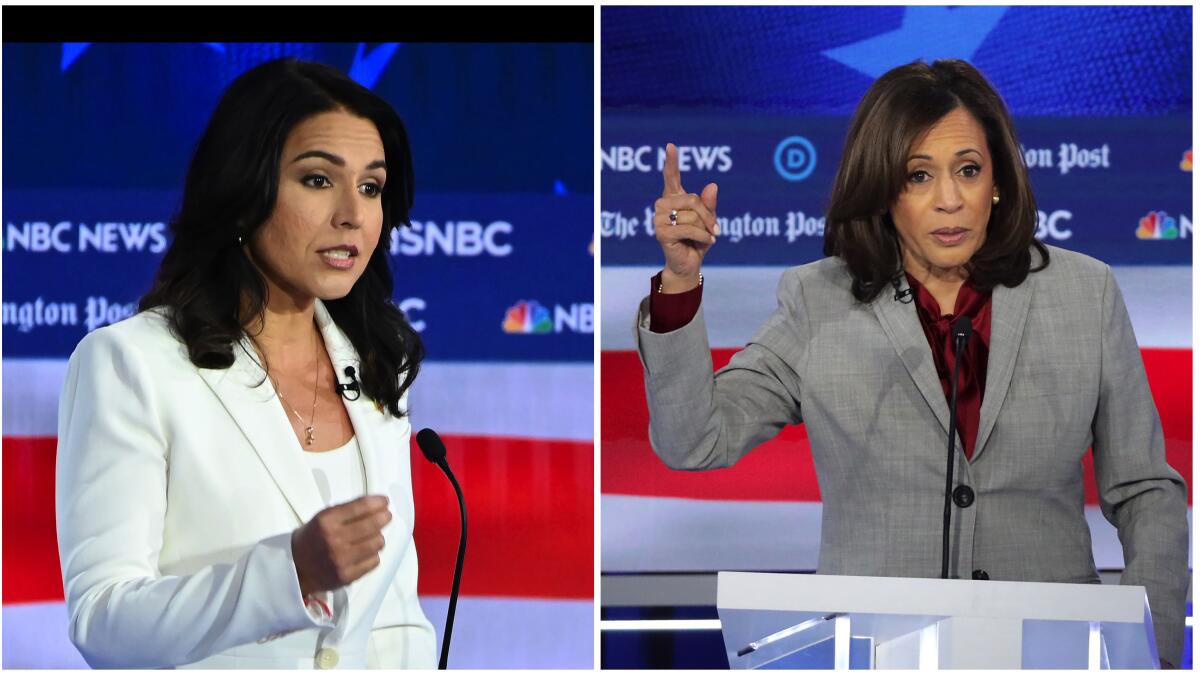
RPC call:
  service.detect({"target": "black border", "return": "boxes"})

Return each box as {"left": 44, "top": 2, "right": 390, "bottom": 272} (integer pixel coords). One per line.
{"left": 3, "top": 5, "right": 593, "bottom": 43}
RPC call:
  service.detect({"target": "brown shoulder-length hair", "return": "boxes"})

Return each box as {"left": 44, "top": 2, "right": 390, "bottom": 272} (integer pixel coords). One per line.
{"left": 823, "top": 59, "right": 1049, "bottom": 302}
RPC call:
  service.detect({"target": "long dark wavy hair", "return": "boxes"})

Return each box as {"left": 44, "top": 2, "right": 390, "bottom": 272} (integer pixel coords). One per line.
{"left": 824, "top": 59, "right": 1049, "bottom": 302}
{"left": 140, "top": 58, "right": 422, "bottom": 418}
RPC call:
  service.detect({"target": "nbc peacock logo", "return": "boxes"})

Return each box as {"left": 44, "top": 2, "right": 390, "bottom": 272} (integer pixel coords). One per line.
{"left": 1135, "top": 211, "right": 1179, "bottom": 240}
{"left": 1181, "top": 149, "right": 1192, "bottom": 172}
{"left": 502, "top": 300, "right": 553, "bottom": 334}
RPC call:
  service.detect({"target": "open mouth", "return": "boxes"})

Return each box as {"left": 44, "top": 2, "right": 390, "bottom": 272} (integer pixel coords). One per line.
{"left": 318, "top": 245, "right": 359, "bottom": 268}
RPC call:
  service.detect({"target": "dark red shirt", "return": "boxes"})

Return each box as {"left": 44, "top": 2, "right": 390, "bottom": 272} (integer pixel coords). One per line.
{"left": 905, "top": 272, "right": 992, "bottom": 460}
{"left": 647, "top": 270, "right": 993, "bottom": 459}
{"left": 648, "top": 271, "right": 704, "bottom": 333}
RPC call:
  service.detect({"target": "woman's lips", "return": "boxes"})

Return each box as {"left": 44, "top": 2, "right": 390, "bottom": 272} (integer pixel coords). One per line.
{"left": 931, "top": 228, "right": 969, "bottom": 246}
{"left": 316, "top": 246, "right": 357, "bottom": 269}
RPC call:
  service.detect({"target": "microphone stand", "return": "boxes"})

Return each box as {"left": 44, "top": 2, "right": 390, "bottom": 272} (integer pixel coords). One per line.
{"left": 941, "top": 317, "right": 971, "bottom": 580}
{"left": 415, "top": 428, "right": 467, "bottom": 670}
{"left": 434, "top": 458, "right": 466, "bottom": 671}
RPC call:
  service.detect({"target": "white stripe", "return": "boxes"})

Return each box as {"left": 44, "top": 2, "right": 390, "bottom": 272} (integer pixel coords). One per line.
{"left": 601, "top": 495, "right": 1192, "bottom": 573}
{"left": 600, "top": 265, "right": 1192, "bottom": 350}
{"left": 1, "top": 602, "right": 89, "bottom": 669}
{"left": 600, "top": 619, "right": 722, "bottom": 631}
{"left": 420, "top": 596, "right": 593, "bottom": 668}
{"left": 413, "top": 362, "right": 592, "bottom": 441}
{"left": 1, "top": 360, "right": 592, "bottom": 441}
{"left": 1, "top": 358, "right": 68, "bottom": 438}
{"left": 601, "top": 494, "right": 823, "bottom": 572}
{"left": 2, "top": 597, "right": 593, "bottom": 669}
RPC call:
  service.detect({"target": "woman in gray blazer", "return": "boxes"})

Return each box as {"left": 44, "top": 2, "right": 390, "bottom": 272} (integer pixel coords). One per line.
{"left": 637, "top": 59, "right": 1188, "bottom": 667}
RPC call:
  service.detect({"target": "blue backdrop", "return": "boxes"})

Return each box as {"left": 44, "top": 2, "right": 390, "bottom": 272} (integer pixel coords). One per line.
{"left": 601, "top": 5, "right": 1192, "bottom": 269}
{"left": 3, "top": 42, "right": 594, "bottom": 363}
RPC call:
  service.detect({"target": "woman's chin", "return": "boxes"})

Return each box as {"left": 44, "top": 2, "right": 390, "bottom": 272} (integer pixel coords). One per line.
{"left": 317, "top": 287, "right": 355, "bottom": 302}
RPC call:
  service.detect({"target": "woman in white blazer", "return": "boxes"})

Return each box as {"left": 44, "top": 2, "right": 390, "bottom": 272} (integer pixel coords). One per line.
{"left": 55, "top": 58, "right": 437, "bottom": 669}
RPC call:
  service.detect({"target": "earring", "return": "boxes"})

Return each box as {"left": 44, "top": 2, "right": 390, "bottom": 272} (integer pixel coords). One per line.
{"left": 992, "top": 192, "right": 1000, "bottom": 205}
{"left": 237, "top": 234, "right": 245, "bottom": 245}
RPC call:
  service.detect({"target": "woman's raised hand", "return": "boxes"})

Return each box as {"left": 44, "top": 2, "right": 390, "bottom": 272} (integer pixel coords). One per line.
{"left": 291, "top": 495, "right": 392, "bottom": 596}
{"left": 654, "top": 143, "right": 719, "bottom": 293}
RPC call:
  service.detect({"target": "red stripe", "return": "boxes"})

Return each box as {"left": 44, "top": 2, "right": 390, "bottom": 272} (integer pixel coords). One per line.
{"left": 2, "top": 437, "right": 63, "bottom": 605}
{"left": 411, "top": 434, "right": 592, "bottom": 600}
{"left": 3, "top": 434, "right": 592, "bottom": 605}
{"left": 601, "top": 348, "right": 1192, "bottom": 505}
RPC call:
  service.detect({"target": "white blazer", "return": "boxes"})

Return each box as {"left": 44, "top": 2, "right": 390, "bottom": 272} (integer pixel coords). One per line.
{"left": 55, "top": 299, "right": 437, "bottom": 669}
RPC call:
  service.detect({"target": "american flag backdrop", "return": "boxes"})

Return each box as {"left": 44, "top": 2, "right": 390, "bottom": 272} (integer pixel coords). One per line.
{"left": 600, "top": 5, "right": 1191, "bottom": 668}
{"left": 2, "top": 33, "right": 594, "bottom": 669}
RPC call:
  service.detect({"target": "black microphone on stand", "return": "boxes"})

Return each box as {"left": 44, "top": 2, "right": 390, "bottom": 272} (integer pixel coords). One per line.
{"left": 415, "top": 428, "right": 467, "bottom": 670}
{"left": 941, "top": 316, "right": 972, "bottom": 580}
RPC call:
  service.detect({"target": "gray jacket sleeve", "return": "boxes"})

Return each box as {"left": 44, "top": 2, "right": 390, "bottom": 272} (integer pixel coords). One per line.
{"left": 634, "top": 269, "right": 808, "bottom": 470}
{"left": 1091, "top": 267, "right": 1189, "bottom": 667}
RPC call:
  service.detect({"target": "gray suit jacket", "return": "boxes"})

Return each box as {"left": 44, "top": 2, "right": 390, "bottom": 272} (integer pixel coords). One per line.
{"left": 635, "top": 245, "right": 1188, "bottom": 666}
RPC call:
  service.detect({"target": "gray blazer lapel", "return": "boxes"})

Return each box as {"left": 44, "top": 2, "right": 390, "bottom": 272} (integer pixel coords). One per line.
{"left": 314, "top": 301, "right": 387, "bottom": 499}
{"left": 197, "top": 338, "right": 327, "bottom": 525}
{"left": 972, "top": 280, "right": 1033, "bottom": 461}
{"left": 870, "top": 278, "right": 952, "bottom": 436}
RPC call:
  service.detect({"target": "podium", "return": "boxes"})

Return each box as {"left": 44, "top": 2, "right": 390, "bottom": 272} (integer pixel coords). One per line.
{"left": 717, "top": 572, "right": 1159, "bottom": 669}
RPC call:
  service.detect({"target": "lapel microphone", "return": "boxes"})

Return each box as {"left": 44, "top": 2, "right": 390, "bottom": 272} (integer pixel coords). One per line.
{"left": 415, "top": 428, "right": 467, "bottom": 671}
{"left": 941, "top": 316, "right": 974, "bottom": 579}
{"left": 336, "top": 366, "right": 361, "bottom": 401}
{"left": 891, "top": 276, "right": 914, "bottom": 303}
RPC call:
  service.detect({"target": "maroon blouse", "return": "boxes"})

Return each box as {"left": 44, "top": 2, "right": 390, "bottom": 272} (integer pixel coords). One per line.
{"left": 647, "top": 271, "right": 993, "bottom": 459}
{"left": 648, "top": 271, "right": 704, "bottom": 333}
{"left": 905, "top": 272, "right": 992, "bottom": 460}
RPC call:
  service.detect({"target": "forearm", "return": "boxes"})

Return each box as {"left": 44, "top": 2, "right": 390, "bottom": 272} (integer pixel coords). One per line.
{"left": 638, "top": 300, "right": 803, "bottom": 470}
{"left": 67, "top": 532, "right": 326, "bottom": 668}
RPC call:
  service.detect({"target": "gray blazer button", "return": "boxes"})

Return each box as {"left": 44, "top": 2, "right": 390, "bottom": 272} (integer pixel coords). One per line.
{"left": 315, "top": 647, "right": 339, "bottom": 669}
{"left": 952, "top": 485, "right": 975, "bottom": 508}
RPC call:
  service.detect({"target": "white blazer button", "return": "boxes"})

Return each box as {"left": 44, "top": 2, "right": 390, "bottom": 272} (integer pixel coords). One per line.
{"left": 316, "top": 647, "right": 339, "bottom": 669}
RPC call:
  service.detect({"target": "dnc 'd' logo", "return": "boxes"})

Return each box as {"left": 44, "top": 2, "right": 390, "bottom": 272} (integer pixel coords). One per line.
{"left": 502, "top": 300, "right": 553, "bottom": 334}
{"left": 774, "top": 136, "right": 817, "bottom": 182}
{"left": 1136, "top": 211, "right": 1179, "bottom": 240}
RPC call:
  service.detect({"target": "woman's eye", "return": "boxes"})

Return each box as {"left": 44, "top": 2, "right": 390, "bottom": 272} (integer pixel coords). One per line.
{"left": 961, "top": 164, "right": 980, "bottom": 177}
{"left": 303, "top": 174, "right": 330, "bottom": 188}
{"left": 359, "top": 183, "right": 382, "bottom": 198}
{"left": 908, "top": 170, "right": 930, "bottom": 183}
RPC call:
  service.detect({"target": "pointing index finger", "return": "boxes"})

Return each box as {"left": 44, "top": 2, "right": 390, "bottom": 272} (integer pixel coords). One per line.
{"left": 662, "top": 142, "right": 684, "bottom": 197}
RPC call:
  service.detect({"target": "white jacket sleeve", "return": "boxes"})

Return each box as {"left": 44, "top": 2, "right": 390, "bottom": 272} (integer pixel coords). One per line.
{"left": 55, "top": 328, "right": 331, "bottom": 668}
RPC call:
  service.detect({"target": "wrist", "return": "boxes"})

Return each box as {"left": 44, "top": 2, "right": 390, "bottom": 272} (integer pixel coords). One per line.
{"left": 660, "top": 268, "right": 703, "bottom": 294}
{"left": 290, "top": 530, "right": 312, "bottom": 597}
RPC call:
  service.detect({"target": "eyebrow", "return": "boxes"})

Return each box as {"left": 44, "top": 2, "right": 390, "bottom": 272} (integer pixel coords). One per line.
{"left": 290, "top": 150, "right": 386, "bottom": 171}
{"left": 908, "top": 148, "right": 983, "bottom": 161}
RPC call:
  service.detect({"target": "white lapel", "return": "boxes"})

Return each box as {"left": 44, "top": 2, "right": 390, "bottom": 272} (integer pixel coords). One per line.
{"left": 196, "top": 333, "right": 328, "bottom": 525}
{"left": 313, "top": 300, "right": 388, "bottom": 499}
{"left": 195, "top": 300, "right": 389, "bottom": 524}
